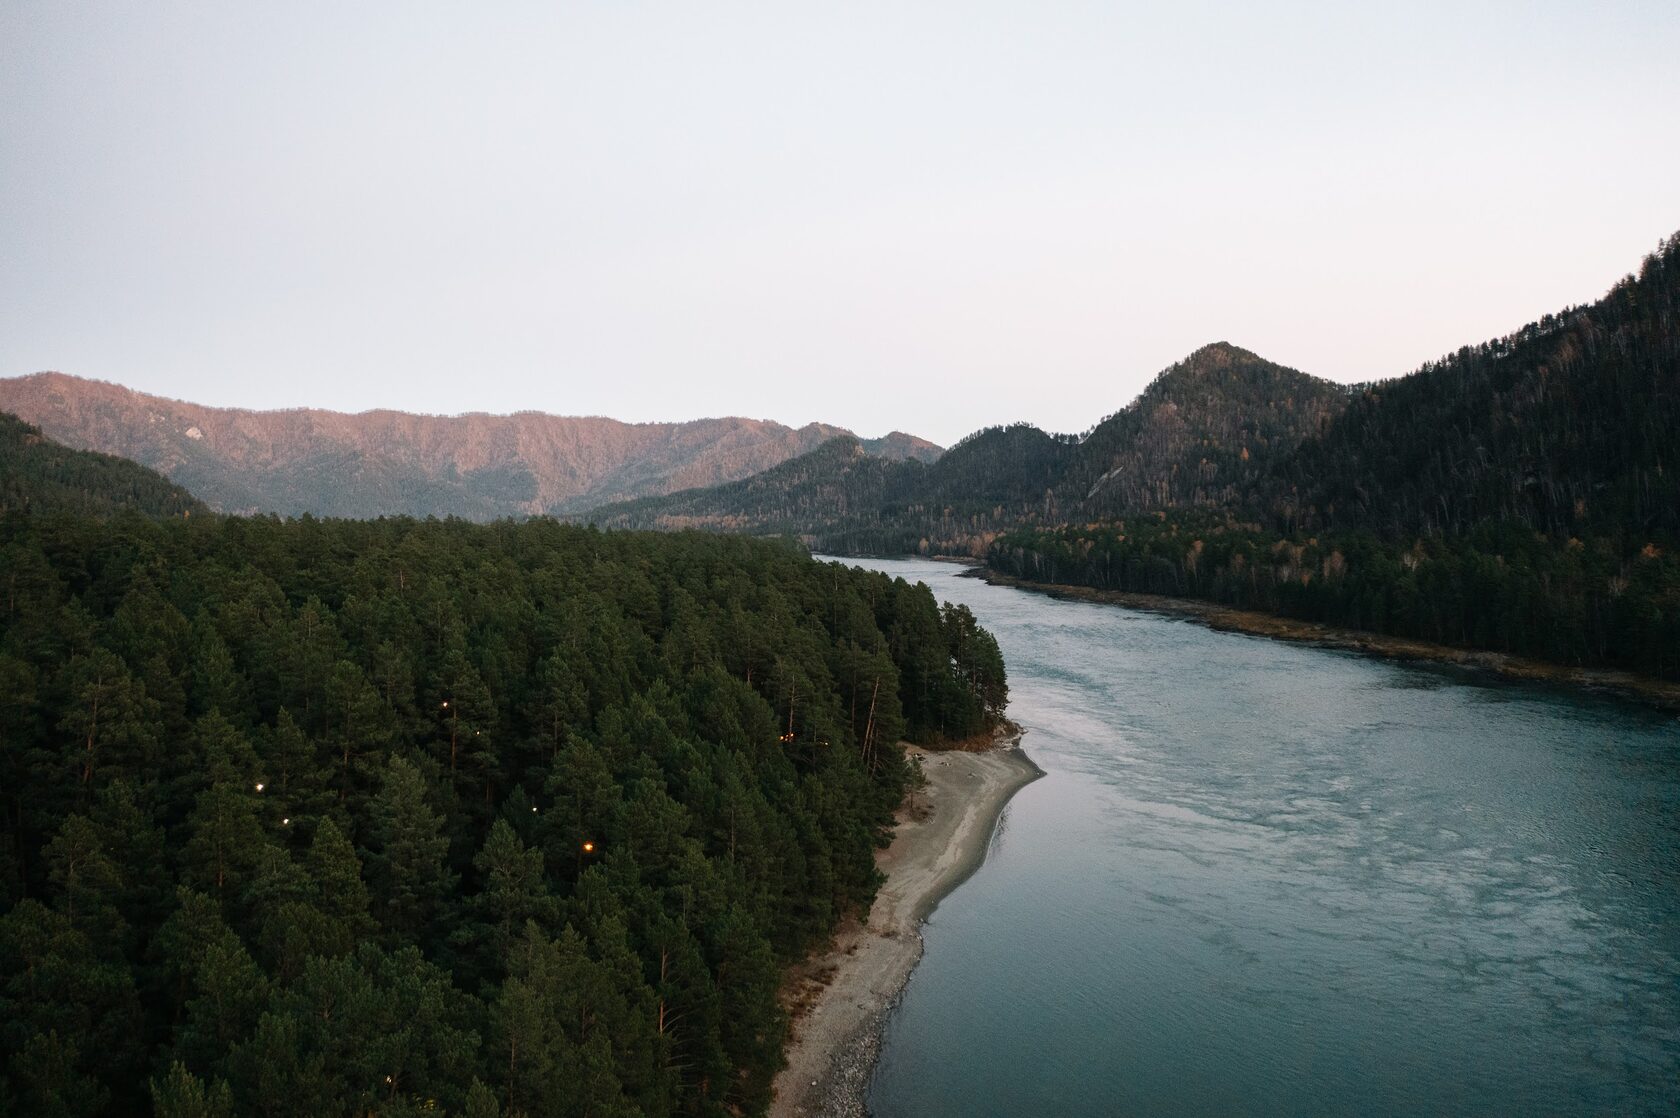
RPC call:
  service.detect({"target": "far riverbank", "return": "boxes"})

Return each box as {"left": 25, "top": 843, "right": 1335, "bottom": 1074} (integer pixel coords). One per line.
{"left": 972, "top": 567, "right": 1680, "bottom": 711}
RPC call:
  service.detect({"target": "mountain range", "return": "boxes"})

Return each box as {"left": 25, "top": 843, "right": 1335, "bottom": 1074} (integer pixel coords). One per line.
{"left": 590, "top": 342, "right": 1352, "bottom": 554}
{"left": 592, "top": 232, "right": 1679, "bottom": 560}
{"left": 0, "top": 372, "right": 940, "bottom": 519}
{"left": 5, "top": 231, "right": 1675, "bottom": 571}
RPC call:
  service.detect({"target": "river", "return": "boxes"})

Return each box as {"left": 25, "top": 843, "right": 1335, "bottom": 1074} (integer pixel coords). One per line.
{"left": 828, "top": 557, "right": 1680, "bottom": 1117}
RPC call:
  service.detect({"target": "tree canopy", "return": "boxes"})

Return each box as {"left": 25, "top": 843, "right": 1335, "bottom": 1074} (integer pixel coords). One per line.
{"left": 0, "top": 509, "right": 1005, "bottom": 1116}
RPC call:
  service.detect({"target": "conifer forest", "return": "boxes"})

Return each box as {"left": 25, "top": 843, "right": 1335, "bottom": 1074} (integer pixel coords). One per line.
{"left": 0, "top": 508, "right": 1004, "bottom": 1116}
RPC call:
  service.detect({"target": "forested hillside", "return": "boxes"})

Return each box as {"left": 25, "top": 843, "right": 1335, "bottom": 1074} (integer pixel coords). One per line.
{"left": 591, "top": 425, "right": 1077, "bottom": 556}
{"left": 990, "top": 513, "right": 1680, "bottom": 679}
{"left": 1276, "top": 232, "right": 1680, "bottom": 540}
{"left": 0, "top": 513, "right": 1005, "bottom": 1116}
{"left": 0, "top": 412, "right": 203, "bottom": 519}
{"left": 991, "top": 234, "right": 1680, "bottom": 679}
{"left": 841, "top": 423, "right": 1077, "bottom": 556}
{"left": 589, "top": 436, "right": 917, "bottom": 542}
{"left": 1063, "top": 343, "right": 1347, "bottom": 517}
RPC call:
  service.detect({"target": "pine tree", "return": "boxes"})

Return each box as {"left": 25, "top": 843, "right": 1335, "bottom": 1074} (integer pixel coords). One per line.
{"left": 9, "top": 1029, "right": 108, "bottom": 1117}
{"left": 469, "top": 819, "right": 550, "bottom": 971}
{"left": 54, "top": 648, "right": 160, "bottom": 800}
{"left": 150, "top": 1061, "right": 235, "bottom": 1118}
{"left": 42, "top": 813, "right": 123, "bottom": 938}
{"left": 364, "top": 756, "right": 456, "bottom": 944}
{"left": 174, "top": 927, "right": 269, "bottom": 1084}
{"left": 181, "top": 768, "right": 275, "bottom": 906}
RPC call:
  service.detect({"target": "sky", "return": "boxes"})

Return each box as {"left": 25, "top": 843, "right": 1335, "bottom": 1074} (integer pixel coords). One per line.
{"left": 3, "top": 2, "right": 1677, "bottom": 447}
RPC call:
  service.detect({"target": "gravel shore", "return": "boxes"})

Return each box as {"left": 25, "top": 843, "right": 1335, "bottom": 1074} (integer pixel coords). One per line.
{"left": 769, "top": 732, "right": 1042, "bottom": 1118}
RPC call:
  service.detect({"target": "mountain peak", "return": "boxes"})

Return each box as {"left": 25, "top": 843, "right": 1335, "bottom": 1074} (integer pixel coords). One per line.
{"left": 1185, "top": 341, "right": 1265, "bottom": 365}
{"left": 1145, "top": 343, "right": 1339, "bottom": 399}
{"left": 1066, "top": 345, "right": 1351, "bottom": 515}
{"left": 1160, "top": 343, "right": 1282, "bottom": 384}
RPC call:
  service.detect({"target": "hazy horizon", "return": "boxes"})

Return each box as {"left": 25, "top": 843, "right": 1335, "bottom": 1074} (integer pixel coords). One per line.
{"left": 4, "top": 2, "right": 1677, "bottom": 446}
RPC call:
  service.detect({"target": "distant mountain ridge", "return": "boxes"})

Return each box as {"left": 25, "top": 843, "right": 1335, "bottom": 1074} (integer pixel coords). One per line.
{"left": 0, "top": 372, "right": 940, "bottom": 519}
{"left": 591, "top": 343, "right": 1346, "bottom": 554}
{"left": 589, "top": 422, "right": 1084, "bottom": 554}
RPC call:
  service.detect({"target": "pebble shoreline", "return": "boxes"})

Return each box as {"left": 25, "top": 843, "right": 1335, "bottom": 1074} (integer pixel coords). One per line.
{"left": 770, "top": 732, "right": 1040, "bottom": 1118}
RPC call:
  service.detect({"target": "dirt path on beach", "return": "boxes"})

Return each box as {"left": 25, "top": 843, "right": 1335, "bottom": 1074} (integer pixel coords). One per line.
{"left": 770, "top": 737, "right": 1042, "bottom": 1118}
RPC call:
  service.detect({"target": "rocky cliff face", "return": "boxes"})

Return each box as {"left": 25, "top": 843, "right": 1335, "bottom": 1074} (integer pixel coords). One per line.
{"left": 0, "top": 372, "right": 940, "bottom": 518}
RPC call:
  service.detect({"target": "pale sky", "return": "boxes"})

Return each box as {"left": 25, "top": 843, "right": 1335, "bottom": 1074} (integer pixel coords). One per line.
{"left": 3, "top": 2, "right": 1676, "bottom": 446}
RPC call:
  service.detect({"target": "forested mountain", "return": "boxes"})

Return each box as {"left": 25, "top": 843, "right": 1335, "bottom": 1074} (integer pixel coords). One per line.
{"left": 590, "top": 424, "right": 1079, "bottom": 556}
{"left": 590, "top": 436, "right": 915, "bottom": 539}
{"left": 0, "top": 411, "right": 203, "bottom": 519}
{"left": 992, "top": 233, "right": 1680, "bottom": 680}
{"left": 1274, "top": 234, "right": 1680, "bottom": 541}
{"left": 848, "top": 423, "right": 1079, "bottom": 556}
{"left": 0, "top": 373, "right": 940, "bottom": 519}
{"left": 920, "top": 423, "right": 1078, "bottom": 509}
{"left": 0, "top": 512, "right": 1005, "bottom": 1116}
{"left": 1063, "top": 343, "right": 1348, "bottom": 517}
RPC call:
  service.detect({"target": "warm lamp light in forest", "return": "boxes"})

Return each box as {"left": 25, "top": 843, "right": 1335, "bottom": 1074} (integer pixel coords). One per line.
{"left": 254, "top": 782, "right": 264, "bottom": 792}
{"left": 582, "top": 841, "right": 596, "bottom": 853}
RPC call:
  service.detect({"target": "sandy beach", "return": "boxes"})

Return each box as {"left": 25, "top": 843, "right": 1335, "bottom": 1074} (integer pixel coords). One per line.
{"left": 769, "top": 732, "right": 1043, "bottom": 1118}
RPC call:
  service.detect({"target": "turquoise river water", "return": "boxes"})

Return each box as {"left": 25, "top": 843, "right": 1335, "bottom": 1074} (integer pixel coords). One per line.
{"left": 829, "top": 558, "right": 1680, "bottom": 1117}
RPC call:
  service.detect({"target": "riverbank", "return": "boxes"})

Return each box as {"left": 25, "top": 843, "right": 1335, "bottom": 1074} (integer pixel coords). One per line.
{"left": 974, "top": 568, "right": 1680, "bottom": 710}
{"left": 769, "top": 729, "right": 1043, "bottom": 1118}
